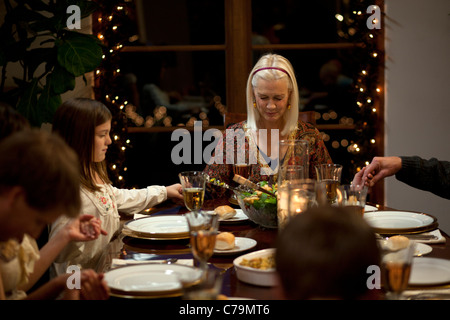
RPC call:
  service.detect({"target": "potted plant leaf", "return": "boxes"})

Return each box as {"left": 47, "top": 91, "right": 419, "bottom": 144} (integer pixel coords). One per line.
{"left": 0, "top": 0, "right": 102, "bottom": 126}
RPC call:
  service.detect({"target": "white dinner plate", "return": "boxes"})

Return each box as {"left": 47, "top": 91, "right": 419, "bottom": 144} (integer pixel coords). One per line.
{"left": 364, "top": 204, "right": 378, "bottom": 212}
{"left": 415, "top": 243, "right": 432, "bottom": 256}
{"left": 219, "top": 209, "right": 249, "bottom": 224}
{"left": 214, "top": 237, "right": 257, "bottom": 255}
{"left": 377, "top": 240, "right": 432, "bottom": 257}
{"left": 364, "top": 211, "right": 438, "bottom": 234}
{"left": 123, "top": 215, "right": 189, "bottom": 239}
{"left": 105, "top": 263, "right": 202, "bottom": 298}
{"left": 409, "top": 257, "right": 450, "bottom": 286}
{"left": 202, "top": 209, "right": 249, "bottom": 224}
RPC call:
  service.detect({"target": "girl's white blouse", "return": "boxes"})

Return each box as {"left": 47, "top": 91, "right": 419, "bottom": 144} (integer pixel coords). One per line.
{"left": 49, "top": 184, "right": 167, "bottom": 276}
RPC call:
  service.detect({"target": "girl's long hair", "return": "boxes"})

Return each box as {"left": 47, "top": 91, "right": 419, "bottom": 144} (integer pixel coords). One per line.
{"left": 52, "top": 98, "right": 112, "bottom": 192}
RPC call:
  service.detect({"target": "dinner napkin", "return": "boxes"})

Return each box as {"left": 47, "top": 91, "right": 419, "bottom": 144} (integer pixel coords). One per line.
{"left": 405, "top": 229, "right": 446, "bottom": 244}
{"left": 111, "top": 258, "right": 193, "bottom": 268}
{"left": 377, "top": 229, "right": 446, "bottom": 244}
{"left": 133, "top": 213, "right": 149, "bottom": 220}
{"left": 403, "top": 287, "right": 450, "bottom": 300}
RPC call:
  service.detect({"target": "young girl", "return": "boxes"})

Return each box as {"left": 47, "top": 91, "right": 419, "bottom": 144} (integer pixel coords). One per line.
{"left": 49, "top": 98, "right": 183, "bottom": 276}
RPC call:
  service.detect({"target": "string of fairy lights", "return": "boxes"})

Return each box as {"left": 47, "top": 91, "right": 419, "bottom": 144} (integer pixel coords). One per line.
{"left": 348, "top": 1, "right": 384, "bottom": 174}
{"left": 93, "top": 0, "right": 384, "bottom": 187}
{"left": 93, "top": 0, "right": 137, "bottom": 188}
{"left": 328, "top": 0, "right": 384, "bottom": 179}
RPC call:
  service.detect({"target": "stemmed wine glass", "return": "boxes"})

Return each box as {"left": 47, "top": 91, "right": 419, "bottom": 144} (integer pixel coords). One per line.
{"left": 178, "top": 171, "right": 206, "bottom": 214}
{"left": 179, "top": 171, "right": 219, "bottom": 273}
{"left": 382, "top": 241, "right": 416, "bottom": 300}
{"left": 184, "top": 211, "right": 219, "bottom": 273}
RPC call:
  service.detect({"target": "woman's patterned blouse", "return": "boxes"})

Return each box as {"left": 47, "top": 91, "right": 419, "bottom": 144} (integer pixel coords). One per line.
{"left": 203, "top": 120, "right": 333, "bottom": 198}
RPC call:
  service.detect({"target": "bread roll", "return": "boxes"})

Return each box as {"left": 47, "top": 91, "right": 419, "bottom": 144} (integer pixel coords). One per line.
{"left": 215, "top": 232, "right": 235, "bottom": 250}
{"left": 214, "top": 205, "right": 236, "bottom": 220}
{"left": 386, "top": 235, "right": 410, "bottom": 251}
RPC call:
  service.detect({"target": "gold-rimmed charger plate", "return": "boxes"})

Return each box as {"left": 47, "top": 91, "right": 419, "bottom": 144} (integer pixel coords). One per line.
{"left": 123, "top": 215, "right": 190, "bottom": 240}
{"left": 121, "top": 236, "right": 191, "bottom": 255}
{"left": 105, "top": 263, "right": 202, "bottom": 299}
{"left": 364, "top": 210, "right": 438, "bottom": 235}
{"left": 409, "top": 257, "right": 450, "bottom": 287}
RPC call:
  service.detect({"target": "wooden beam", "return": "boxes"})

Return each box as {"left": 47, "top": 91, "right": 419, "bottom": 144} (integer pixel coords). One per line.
{"left": 224, "top": 0, "right": 252, "bottom": 113}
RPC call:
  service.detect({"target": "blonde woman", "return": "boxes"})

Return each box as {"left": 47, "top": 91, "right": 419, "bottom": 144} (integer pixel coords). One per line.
{"left": 204, "top": 53, "right": 332, "bottom": 198}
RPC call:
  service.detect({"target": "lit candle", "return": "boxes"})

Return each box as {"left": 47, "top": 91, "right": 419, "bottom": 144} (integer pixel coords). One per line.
{"left": 289, "top": 192, "right": 307, "bottom": 216}
{"left": 277, "top": 185, "right": 289, "bottom": 229}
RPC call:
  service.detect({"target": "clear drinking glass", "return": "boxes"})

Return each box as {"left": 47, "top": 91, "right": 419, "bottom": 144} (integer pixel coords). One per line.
{"left": 336, "top": 184, "right": 369, "bottom": 216}
{"left": 230, "top": 163, "right": 251, "bottom": 205}
{"left": 277, "top": 164, "right": 305, "bottom": 186}
{"left": 179, "top": 171, "right": 207, "bottom": 213}
{"left": 315, "top": 164, "right": 343, "bottom": 204}
{"left": 184, "top": 211, "right": 219, "bottom": 273}
{"left": 181, "top": 268, "right": 223, "bottom": 300}
{"left": 382, "top": 242, "right": 416, "bottom": 300}
{"left": 277, "top": 165, "right": 306, "bottom": 228}
{"left": 279, "top": 140, "right": 309, "bottom": 179}
{"left": 280, "top": 179, "right": 327, "bottom": 227}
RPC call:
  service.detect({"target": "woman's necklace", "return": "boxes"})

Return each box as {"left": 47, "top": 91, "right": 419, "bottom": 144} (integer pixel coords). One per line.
{"left": 244, "top": 123, "right": 296, "bottom": 177}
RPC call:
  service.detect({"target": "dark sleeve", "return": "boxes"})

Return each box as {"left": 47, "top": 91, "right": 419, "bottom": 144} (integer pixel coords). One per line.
{"left": 395, "top": 156, "right": 450, "bottom": 200}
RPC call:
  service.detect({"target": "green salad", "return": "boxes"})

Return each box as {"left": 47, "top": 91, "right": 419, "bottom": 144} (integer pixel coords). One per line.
{"left": 240, "top": 181, "right": 277, "bottom": 210}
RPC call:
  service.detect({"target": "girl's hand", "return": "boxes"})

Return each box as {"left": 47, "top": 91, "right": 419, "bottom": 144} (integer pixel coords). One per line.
{"left": 79, "top": 270, "right": 110, "bottom": 300}
{"left": 61, "top": 270, "right": 110, "bottom": 300}
{"left": 166, "top": 183, "right": 184, "bottom": 200}
{"left": 66, "top": 215, "right": 108, "bottom": 242}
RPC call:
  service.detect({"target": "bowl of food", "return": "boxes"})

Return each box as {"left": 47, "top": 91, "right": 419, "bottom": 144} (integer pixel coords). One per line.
{"left": 233, "top": 248, "right": 277, "bottom": 287}
{"left": 233, "top": 181, "right": 278, "bottom": 228}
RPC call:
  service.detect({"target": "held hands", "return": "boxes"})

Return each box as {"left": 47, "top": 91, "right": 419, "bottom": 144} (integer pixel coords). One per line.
{"left": 352, "top": 166, "right": 369, "bottom": 187}
{"left": 65, "top": 214, "right": 108, "bottom": 242}
{"left": 352, "top": 156, "right": 403, "bottom": 188}
{"left": 78, "top": 270, "right": 110, "bottom": 300}
{"left": 61, "top": 269, "right": 109, "bottom": 300}
{"left": 166, "top": 183, "right": 184, "bottom": 200}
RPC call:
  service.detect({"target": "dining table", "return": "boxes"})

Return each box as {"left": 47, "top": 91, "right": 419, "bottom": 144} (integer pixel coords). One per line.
{"left": 102, "top": 198, "right": 450, "bottom": 301}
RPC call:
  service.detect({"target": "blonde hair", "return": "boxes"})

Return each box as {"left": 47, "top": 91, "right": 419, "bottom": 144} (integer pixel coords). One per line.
{"left": 246, "top": 54, "right": 299, "bottom": 136}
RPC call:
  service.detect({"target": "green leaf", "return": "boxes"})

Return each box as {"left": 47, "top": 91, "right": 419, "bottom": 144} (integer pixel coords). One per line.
{"left": 16, "top": 0, "right": 51, "bottom": 12}
{"left": 252, "top": 200, "right": 264, "bottom": 209}
{"left": 24, "top": 47, "right": 56, "bottom": 79}
{"left": 36, "top": 74, "right": 62, "bottom": 124}
{"left": 29, "top": 16, "right": 59, "bottom": 34}
{"left": 0, "top": 50, "right": 5, "bottom": 66}
{"left": 11, "top": 5, "right": 48, "bottom": 23}
{"left": 50, "top": 65, "right": 75, "bottom": 94}
{"left": 78, "top": 1, "right": 100, "bottom": 19}
{"left": 16, "top": 78, "right": 42, "bottom": 127}
{"left": 3, "top": 36, "right": 35, "bottom": 63}
{"left": 57, "top": 31, "right": 102, "bottom": 76}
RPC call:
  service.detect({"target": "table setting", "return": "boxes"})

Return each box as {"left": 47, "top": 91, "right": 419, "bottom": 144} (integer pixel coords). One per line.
{"left": 101, "top": 167, "right": 450, "bottom": 300}
{"left": 364, "top": 206, "right": 449, "bottom": 299}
